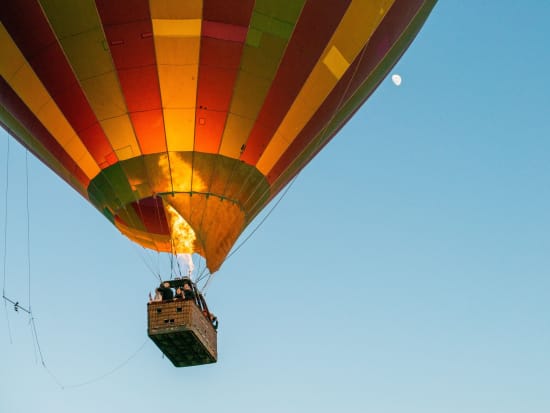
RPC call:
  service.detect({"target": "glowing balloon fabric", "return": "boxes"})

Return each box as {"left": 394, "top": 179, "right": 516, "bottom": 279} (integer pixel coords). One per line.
{"left": 0, "top": 0, "right": 436, "bottom": 272}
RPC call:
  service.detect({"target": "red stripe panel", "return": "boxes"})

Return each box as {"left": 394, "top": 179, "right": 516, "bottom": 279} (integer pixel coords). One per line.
{"left": 240, "top": 0, "right": 351, "bottom": 165}
{"left": 194, "top": 1, "right": 254, "bottom": 154}
{"left": 195, "top": 37, "right": 243, "bottom": 153}
{"left": 202, "top": 21, "right": 247, "bottom": 42}
{"left": 95, "top": 0, "right": 150, "bottom": 25}
{"left": 101, "top": 19, "right": 155, "bottom": 70}
{"left": 2, "top": 0, "right": 117, "bottom": 167}
{"left": 196, "top": 37, "right": 243, "bottom": 110}
{"left": 0, "top": 0, "right": 51, "bottom": 57}
{"left": 0, "top": 77, "right": 90, "bottom": 187}
{"left": 130, "top": 110, "right": 166, "bottom": 155}
{"left": 203, "top": 0, "right": 254, "bottom": 26}
{"left": 343, "top": 0, "right": 425, "bottom": 102}
{"left": 117, "top": 66, "right": 161, "bottom": 112}
{"left": 96, "top": 0, "right": 166, "bottom": 154}
{"left": 268, "top": 0, "right": 425, "bottom": 185}
{"left": 195, "top": 108, "right": 228, "bottom": 153}
{"left": 132, "top": 197, "right": 169, "bottom": 235}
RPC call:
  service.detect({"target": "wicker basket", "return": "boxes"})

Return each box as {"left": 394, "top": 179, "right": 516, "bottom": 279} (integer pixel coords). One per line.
{"left": 148, "top": 299, "right": 217, "bottom": 367}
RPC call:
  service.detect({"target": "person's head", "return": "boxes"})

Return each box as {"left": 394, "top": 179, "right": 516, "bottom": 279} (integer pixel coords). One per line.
{"left": 176, "top": 287, "right": 182, "bottom": 294}
{"left": 163, "top": 282, "right": 170, "bottom": 288}
{"left": 183, "top": 283, "right": 191, "bottom": 291}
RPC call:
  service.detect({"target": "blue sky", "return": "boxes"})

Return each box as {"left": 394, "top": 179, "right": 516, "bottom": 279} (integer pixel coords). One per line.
{"left": 1, "top": 2, "right": 550, "bottom": 412}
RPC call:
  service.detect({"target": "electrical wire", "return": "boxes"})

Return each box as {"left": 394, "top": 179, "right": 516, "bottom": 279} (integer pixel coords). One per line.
{"left": 2, "top": 138, "right": 9, "bottom": 296}
{"left": 1, "top": 142, "right": 149, "bottom": 390}
{"left": 25, "top": 150, "right": 31, "bottom": 313}
{"left": 2, "top": 138, "right": 12, "bottom": 343}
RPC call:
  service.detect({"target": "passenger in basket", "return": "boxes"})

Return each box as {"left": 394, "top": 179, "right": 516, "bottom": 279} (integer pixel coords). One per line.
{"left": 148, "top": 288, "right": 162, "bottom": 303}
{"left": 210, "top": 313, "right": 219, "bottom": 330}
{"left": 183, "top": 282, "right": 195, "bottom": 300}
{"left": 158, "top": 281, "right": 174, "bottom": 301}
{"left": 174, "top": 287, "right": 184, "bottom": 300}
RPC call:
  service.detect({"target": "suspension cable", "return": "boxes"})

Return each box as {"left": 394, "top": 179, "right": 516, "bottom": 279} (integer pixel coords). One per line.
{"left": 202, "top": 273, "right": 214, "bottom": 294}
{"left": 195, "top": 176, "right": 297, "bottom": 295}
{"left": 185, "top": 173, "right": 298, "bottom": 295}
{"left": 183, "top": 53, "right": 357, "bottom": 290}
{"left": 199, "top": 255, "right": 205, "bottom": 279}
{"left": 129, "top": 243, "right": 162, "bottom": 283}
{"left": 225, "top": 175, "right": 298, "bottom": 263}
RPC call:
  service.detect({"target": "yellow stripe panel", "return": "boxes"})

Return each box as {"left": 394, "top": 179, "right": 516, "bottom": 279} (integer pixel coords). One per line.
{"left": 0, "top": 23, "right": 100, "bottom": 179}
{"left": 38, "top": 102, "right": 94, "bottom": 166}
{"left": 80, "top": 72, "right": 128, "bottom": 120}
{"left": 163, "top": 109, "right": 196, "bottom": 152}
{"left": 152, "top": 18, "right": 201, "bottom": 37}
{"left": 324, "top": 45, "right": 350, "bottom": 79}
{"left": 158, "top": 64, "right": 198, "bottom": 109}
{"left": 115, "top": 219, "right": 171, "bottom": 252}
{"left": 219, "top": 114, "right": 256, "bottom": 158}
{"left": 45, "top": 1, "right": 142, "bottom": 162}
{"left": 100, "top": 116, "right": 139, "bottom": 159}
{"left": 256, "top": 0, "right": 395, "bottom": 174}
{"left": 151, "top": 1, "right": 202, "bottom": 153}
{"left": 150, "top": 0, "right": 202, "bottom": 19}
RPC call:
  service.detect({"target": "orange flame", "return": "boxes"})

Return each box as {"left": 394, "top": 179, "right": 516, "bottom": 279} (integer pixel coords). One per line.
{"left": 165, "top": 204, "right": 196, "bottom": 255}
{"left": 158, "top": 153, "right": 207, "bottom": 193}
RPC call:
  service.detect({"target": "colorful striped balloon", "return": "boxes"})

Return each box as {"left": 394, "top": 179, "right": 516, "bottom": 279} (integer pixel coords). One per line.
{"left": 0, "top": 0, "right": 437, "bottom": 273}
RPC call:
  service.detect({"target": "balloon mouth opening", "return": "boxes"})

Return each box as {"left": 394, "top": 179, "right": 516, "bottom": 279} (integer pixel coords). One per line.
{"left": 100, "top": 151, "right": 268, "bottom": 273}
{"left": 113, "top": 195, "right": 199, "bottom": 254}
{"left": 113, "top": 196, "right": 199, "bottom": 276}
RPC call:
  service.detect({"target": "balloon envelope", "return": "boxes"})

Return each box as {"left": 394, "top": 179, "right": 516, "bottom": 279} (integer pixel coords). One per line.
{"left": 0, "top": 0, "right": 437, "bottom": 272}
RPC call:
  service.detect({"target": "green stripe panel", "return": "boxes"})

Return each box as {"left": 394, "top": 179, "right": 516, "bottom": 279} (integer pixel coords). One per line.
{"left": 40, "top": 0, "right": 115, "bottom": 83}
{"left": 117, "top": 204, "right": 147, "bottom": 232}
{"left": 248, "top": 0, "right": 301, "bottom": 42}
{"left": 88, "top": 162, "right": 136, "bottom": 213}
{"left": 225, "top": 0, "right": 305, "bottom": 123}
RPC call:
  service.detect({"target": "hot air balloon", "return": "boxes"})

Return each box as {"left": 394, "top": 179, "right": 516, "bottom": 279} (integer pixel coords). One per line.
{"left": 0, "top": 0, "right": 437, "bottom": 366}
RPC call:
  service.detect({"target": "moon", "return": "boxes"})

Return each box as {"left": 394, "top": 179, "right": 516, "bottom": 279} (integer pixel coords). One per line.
{"left": 391, "top": 74, "right": 402, "bottom": 86}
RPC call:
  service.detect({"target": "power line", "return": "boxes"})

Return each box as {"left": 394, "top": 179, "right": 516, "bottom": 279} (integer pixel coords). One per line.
{"left": 25, "top": 150, "right": 31, "bottom": 314}
{"left": 2, "top": 138, "right": 12, "bottom": 343}
{"left": 2, "top": 138, "right": 10, "bottom": 299}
